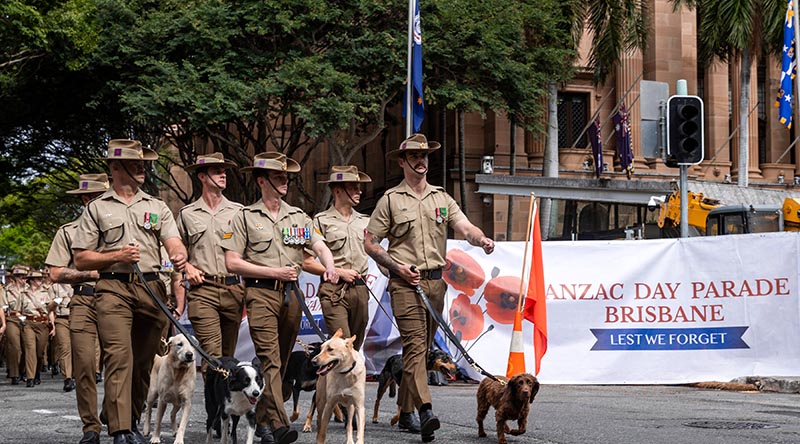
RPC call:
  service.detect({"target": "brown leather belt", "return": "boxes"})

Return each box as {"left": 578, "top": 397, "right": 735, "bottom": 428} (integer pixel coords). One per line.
{"left": 31, "top": 316, "right": 49, "bottom": 323}
{"left": 99, "top": 272, "right": 159, "bottom": 283}
{"left": 56, "top": 315, "right": 69, "bottom": 319}
{"left": 390, "top": 268, "right": 442, "bottom": 280}
{"left": 243, "top": 278, "right": 284, "bottom": 291}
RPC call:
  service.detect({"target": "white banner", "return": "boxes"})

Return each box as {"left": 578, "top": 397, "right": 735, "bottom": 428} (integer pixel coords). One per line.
{"left": 230, "top": 231, "right": 800, "bottom": 384}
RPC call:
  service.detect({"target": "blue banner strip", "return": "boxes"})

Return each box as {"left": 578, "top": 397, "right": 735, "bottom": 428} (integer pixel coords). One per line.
{"left": 590, "top": 327, "right": 749, "bottom": 351}
{"left": 299, "top": 314, "right": 328, "bottom": 336}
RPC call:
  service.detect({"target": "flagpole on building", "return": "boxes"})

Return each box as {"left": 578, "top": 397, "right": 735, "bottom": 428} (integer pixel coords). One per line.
{"left": 405, "top": 0, "right": 414, "bottom": 137}
{"left": 793, "top": 0, "right": 800, "bottom": 126}
{"left": 516, "top": 192, "right": 536, "bottom": 313}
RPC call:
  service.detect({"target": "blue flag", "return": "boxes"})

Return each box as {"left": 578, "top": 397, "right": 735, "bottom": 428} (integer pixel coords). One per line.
{"left": 777, "top": 0, "right": 796, "bottom": 129}
{"left": 403, "top": 0, "right": 425, "bottom": 132}
{"left": 613, "top": 103, "right": 634, "bottom": 179}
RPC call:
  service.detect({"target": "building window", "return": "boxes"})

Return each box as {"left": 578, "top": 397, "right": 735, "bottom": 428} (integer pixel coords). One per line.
{"left": 557, "top": 92, "right": 588, "bottom": 148}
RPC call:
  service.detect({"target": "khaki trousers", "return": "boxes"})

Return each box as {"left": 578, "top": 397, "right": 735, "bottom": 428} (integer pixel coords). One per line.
{"left": 246, "top": 286, "right": 301, "bottom": 431}
{"left": 22, "top": 321, "right": 49, "bottom": 379}
{"left": 187, "top": 284, "right": 244, "bottom": 373}
{"left": 96, "top": 279, "right": 167, "bottom": 435}
{"left": 318, "top": 281, "right": 369, "bottom": 351}
{"left": 70, "top": 294, "right": 102, "bottom": 434}
{"left": 54, "top": 317, "right": 72, "bottom": 379}
{"left": 388, "top": 278, "right": 446, "bottom": 413}
{"left": 4, "top": 318, "right": 23, "bottom": 378}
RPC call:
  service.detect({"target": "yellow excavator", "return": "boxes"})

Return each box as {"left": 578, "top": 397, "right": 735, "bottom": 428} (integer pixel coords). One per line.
{"left": 657, "top": 191, "right": 800, "bottom": 236}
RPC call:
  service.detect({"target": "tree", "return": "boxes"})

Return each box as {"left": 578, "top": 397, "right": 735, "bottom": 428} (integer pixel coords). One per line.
{"left": 672, "top": 0, "right": 784, "bottom": 187}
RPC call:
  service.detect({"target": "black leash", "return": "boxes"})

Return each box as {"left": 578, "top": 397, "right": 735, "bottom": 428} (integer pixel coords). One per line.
{"left": 131, "top": 262, "right": 225, "bottom": 375}
{"left": 409, "top": 266, "right": 503, "bottom": 384}
{"left": 362, "top": 280, "right": 399, "bottom": 331}
{"left": 287, "top": 281, "right": 328, "bottom": 342}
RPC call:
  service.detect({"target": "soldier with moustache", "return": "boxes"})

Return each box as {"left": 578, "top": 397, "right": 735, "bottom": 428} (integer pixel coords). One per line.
{"left": 72, "top": 139, "right": 188, "bottom": 444}
{"left": 2, "top": 265, "right": 30, "bottom": 385}
{"left": 364, "top": 134, "right": 495, "bottom": 442}
{"left": 305, "top": 166, "right": 373, "bottom": 351}
{"left": 20, "top": 269, "right": 51, "bottom": 387}
{"left": 222, "top": 152, "right": 339, "bottom": 444}
{"left": 45, "top": 173, "right": 109, "bottom": 444}
{"left": 173, "top": 153, "right": 244, "bottom": 375}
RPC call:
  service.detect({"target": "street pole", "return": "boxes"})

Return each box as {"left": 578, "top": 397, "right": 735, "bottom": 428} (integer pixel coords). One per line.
{"left": 676, "top": 79, "right": 689, "bottom": 238}
{"left": 405, "top": 0, "right": 414, "bottom": 137}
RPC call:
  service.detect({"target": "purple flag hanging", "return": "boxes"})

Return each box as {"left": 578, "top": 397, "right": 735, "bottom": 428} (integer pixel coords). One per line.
{"left": 587, "top": 116, "right": 603, "bottom": 178}
{"left": 613, "top": 103, "right": 635, "bottom": 179}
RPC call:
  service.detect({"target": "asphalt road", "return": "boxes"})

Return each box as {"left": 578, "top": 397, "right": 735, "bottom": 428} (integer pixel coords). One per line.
{"left": 1, "top": 374, "right": 799, "bottom": 444}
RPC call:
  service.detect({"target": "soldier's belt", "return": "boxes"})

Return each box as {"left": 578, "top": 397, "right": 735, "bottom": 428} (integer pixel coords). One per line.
{"left": 243, "top": 278, "right": 284, "bottom": 291}
{"left": 390, "top": 268, "right": 442, "bottom": 280}
{"left": 72, "top": 284, "right": 95, "bottom": 296}
{"left": 99, "top": 272, "right": 159, "bottom": 283}
{"left": 31, "top": 316, "right": 49, "bottom": 323}
{"left": 56, "top": 315, "right": 69, "bottom": 319}
{"left": 205, "top": 275, "right": 241, "bottom": 286}
{"left": 319, "top": 278, "right": 366, "bottom": 287}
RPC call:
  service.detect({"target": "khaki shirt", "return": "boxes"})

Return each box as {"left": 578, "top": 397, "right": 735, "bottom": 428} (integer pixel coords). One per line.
{"left": 366, "top": 180, "right": 466, "bottom": 270}
{"left": 220, "top": 200, "right": 323, "bottom": 269}
{"left": 72, "top": 188, "right": 180, "bottom": 273}
{"left": 313, "top": 206, "right": 370, "bottom": 276}
{"left": 45, "top": 216, "right": 96, "bottom": 289}
{"left": 177, "top": 196, "right": 243, "bottom": 276}
{"left": 48, "top": 283, "right": 72, "bottom": 317}
{"left": 4, "top": 281, "right": 27, "bottom": 313}
{"left": 21, "top": 285, "right": 49, "bottom": 317}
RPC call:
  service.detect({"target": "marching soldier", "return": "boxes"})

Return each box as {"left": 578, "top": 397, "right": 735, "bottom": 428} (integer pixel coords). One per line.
{"left": 174, "top": 153, "right": 244, "bottom": 374}
{"left": 73, "top": 139, "right": 187, "bottom": 444}
{"left": 222, "top": 152, "right": 339, "bottom": 444}
{"left": 305, "top": 165, "right": 372, "bottom": 350}
{"left": 46, "top": 173, "right": 109, "bottom": 444}
{"left": 46, "top": 277, "right": 75, "bottom": 391}
{"left": 21, "top": 270, "right": 51, "bottom": 387}
{"left": 364, "top": 134, "right": 495, "bottom": 442}
{"left": 3, "top": 265, "right": 29, "bottom": 385}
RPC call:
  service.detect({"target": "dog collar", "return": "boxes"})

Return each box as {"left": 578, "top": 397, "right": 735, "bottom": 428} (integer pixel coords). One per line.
{"left": 339, "top": 360, "right": 357, "bottom": 374}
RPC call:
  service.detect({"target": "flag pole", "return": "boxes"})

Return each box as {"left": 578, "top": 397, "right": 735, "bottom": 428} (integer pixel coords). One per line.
{"left": 516, "top": 192, "right": 536, "bottom": 313}
{"left": 405, "top": 0, "right": 414, "bottom": 137}
{"left": 793, "top": 0, "right": 800, "bottom": 127}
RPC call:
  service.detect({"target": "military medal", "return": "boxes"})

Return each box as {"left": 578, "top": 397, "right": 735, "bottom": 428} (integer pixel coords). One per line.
{"left": 283, "top": 227, "right": 290, "bottom": 244}
{"left": 143, "top": 212, "right": 151, "bottom": 229}
{"left": 435, "top": 208, "right": 442, "bottom": 224}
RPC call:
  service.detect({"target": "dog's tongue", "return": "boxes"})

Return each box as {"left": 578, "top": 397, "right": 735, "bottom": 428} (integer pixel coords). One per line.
{"left": 316, "top": 362, "right": 335, "bottom": 375}
{"left": 247, "top": 395, "right": 258, "bottom": 405}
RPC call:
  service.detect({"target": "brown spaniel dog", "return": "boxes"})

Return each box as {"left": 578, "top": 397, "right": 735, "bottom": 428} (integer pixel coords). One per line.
{"left": 476, "top": 373, "right": 539, "bottom": 444}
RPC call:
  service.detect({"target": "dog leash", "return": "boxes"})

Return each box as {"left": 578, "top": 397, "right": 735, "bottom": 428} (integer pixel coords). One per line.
{"left": 287, "top": 281, "right": 328, "bottom": 342}
{"left": 361, "top": 280, "right": 400, "bottom": 331}
{"left": 132, "top": 262, "right": 226, "bottom": 376}
{"left": 409, "top": 266, "right": 503, "bottom": 384}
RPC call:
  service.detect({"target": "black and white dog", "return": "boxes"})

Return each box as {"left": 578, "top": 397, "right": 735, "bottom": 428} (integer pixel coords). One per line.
{"left": 205, "top": 357, "right": 265, "bottom": 444}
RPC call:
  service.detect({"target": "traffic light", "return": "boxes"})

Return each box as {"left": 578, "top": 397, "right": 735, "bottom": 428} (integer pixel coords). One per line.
{"left": 666, "top": 95, "right": 704, "bottom": 165}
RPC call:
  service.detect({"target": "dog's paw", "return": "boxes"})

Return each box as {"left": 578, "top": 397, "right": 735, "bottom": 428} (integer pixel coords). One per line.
{"left": 508, "top": 429, "right": 525, "bottom": 436}
{"left": 290, "top": 412, "right": 299, "bottom": 422}
{"left": 173, "top": 439, "right": 184, "bottom": 444}
{"left": 302, "top": 424, "right": 312, "bottom": 433}
{"left": 149, "top": 436, "right": 161, "bottom": 444}
{"left": 478, "top": 431, "right": 487, "bottom": 438}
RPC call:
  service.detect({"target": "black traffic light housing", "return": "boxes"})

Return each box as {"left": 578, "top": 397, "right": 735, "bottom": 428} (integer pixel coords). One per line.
{"left": 666, "top": 95, "right": 704, "bottom": 165}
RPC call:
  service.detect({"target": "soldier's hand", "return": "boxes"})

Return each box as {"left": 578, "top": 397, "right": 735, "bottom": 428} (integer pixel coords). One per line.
{"left": 49, "top": 325, "right": 56, "bottom": 337}
{"left": 480, "top": 236, "right": 495, "bottom": 255}
{"left": 117, "top": 244, "right": 140, "bottom": 264}
{"left": 276, "top": 265, "right": 298, "bottom": 282}
{"left": 170, "top": 252, "right": 188, "bottom": 272}
{"left": 398, "top": 264, "right": 420, "bottom": 286}
{"left": 323, "top": 267, "right": 339, "bottom": 284}
{"left": 184, "top": 263, "right": 204, "bottom": 286}
{"left": 338, "top": 269, "right": 360, "bottom": 284}
{"left": 0, "top": 324, "right": 6, "bottom": 335}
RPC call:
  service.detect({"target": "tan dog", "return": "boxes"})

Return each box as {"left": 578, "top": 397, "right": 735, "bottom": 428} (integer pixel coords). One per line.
{"left": 143, "top": 334, "right": 198, "bottom": 444}
{"left": 476, "top": 373, "right": 539, "bottom": 444}
{"left": 312, "top": 329, "right": 366, "bottom": 444}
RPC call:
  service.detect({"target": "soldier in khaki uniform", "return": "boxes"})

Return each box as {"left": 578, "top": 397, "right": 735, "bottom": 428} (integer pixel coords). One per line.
{"left": 46, "top": 173, "right": 109, "bottom": 444}
{"left": 73, "top": 139, "right": 187, "bottom": 444}
{"left": 305, "top": 165, "right": 372, "bottom": 350}
{"left": 222, "top": 152, "right": 339, "bottom": 444}
{"left": 46, "top": 279, "right": 75, "bottom": 391}
{"left": 365, "top": 134, "right": 495, "bottom": 442}
{"left": 3, "top": 265, "right": 30, "bottom": 385}
{"left": 174, "top": 153, "right": 244, "bottom": 374}
{"left": 21, "top": 270, "right": 51, "bottom": 388}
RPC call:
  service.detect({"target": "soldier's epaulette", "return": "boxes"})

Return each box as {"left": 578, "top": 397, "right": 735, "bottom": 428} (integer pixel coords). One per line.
{"left": 431, "top": 186, "right": 445, "bottom": 193}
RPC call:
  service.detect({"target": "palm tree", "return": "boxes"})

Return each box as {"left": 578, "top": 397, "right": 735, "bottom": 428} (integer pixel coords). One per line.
{"left": 672, "top": 0, "right": 784, "bottom": 187}
{"left": 539, "top": 0, "right": 648, "bottom": 238}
